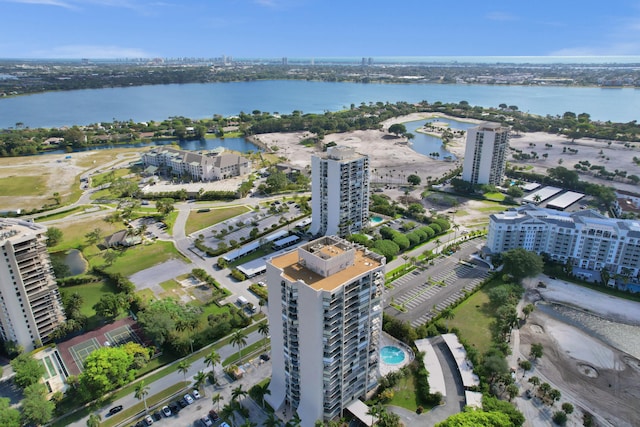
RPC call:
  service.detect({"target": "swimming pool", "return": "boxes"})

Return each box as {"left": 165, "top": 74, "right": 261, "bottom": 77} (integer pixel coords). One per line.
{"left": 370, "top": 216, "right": 383, "bottom": 226}
{"left": 380, "top": 345, "right": 406, "bottom": 365}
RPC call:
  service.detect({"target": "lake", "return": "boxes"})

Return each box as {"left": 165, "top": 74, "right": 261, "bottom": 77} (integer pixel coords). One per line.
{"left": 1, "top": 80, "right": 640, "bottom": 129}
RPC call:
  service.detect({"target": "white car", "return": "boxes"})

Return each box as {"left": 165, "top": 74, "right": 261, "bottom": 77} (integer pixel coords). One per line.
{"left": 192, "top": 389, "right": 201, "bottom": 399}
{"left": 184, "top": 393, "right": 194, "bottom": 405}
{"left": 161, "top": 406, "right": 172, "bottom": 417}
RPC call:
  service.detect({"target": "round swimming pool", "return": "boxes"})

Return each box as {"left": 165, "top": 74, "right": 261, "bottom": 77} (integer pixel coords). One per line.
{"left": 370, "top": 215, "right": 383, "bottom": 225}
{"left": 380, "top": 345, "right": 406, "bottom": 365}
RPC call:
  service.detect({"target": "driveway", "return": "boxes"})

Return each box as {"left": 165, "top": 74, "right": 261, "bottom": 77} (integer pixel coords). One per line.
{"left": 129, "top": 259, "right": 193, "bottom": 296}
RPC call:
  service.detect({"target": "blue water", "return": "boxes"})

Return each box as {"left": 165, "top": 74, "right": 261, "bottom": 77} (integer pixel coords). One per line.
{"left": 41, "top": 136, "right": 258, "bottom": 156}
{"left": 380, "top": 345, "right": 406, "bottom": 365}
{"left": 2, "top": 80, "right": 640, "bottom": 129}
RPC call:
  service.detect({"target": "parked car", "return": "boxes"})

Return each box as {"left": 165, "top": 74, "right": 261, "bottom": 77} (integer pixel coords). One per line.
{"left": 161, "top": 406, "right": 172, "bottom": 417}
{"left": 201, "top": 416, "right": 213, "bottom": 427}
{"left": 260, "top": 353, "right": 271, "bottom": 361}
{"left": 178, "top": 399, "right": 188, "bottom": 408}
{"left": 184, "top": 393, "right": 195, "bottom": 405}
{"left": 208, "top": 409, "right": 219, "bottom": 421}
{"left": 144, "top": 415, "right": 154, "bottom": 425}
{"left": 152, "top": 411, "right": 162, "bottom": 421}
{"left": 108, "top": 405, "right": 124, "bottom": 415}
{"left": 169, "top": 402, "right": 180, "bottom": 413}
{"left": 192, "top": 389, "right": 201, "bottom": 399}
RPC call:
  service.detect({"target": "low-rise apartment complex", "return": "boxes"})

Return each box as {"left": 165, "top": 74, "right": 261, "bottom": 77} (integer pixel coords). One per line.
{"left": 486, "top": 205, "right": 640, "bottom": 280}
{"left": 141, "top": 147, "right": 251, "bottom": 181}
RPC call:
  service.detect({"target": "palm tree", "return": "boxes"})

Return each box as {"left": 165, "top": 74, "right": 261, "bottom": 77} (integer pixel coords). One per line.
{"left": 240, "top": 421, "right": 257, "bottom": 427}
{"left": 134, "top": 380, "right": 150, "bottom": 413}
{"left": 441, "top": 307, "right": 455, "bottom": 331}
{"left": 177, "top": 360, "right": 191, "bottom": 384}
{"left": 212, "top": 393, "right": 223, "bottom": 412}
{"left": 231, "top": 384, "right": 248, "bottom": 402}
{"left": 285, "top": 413, "right": 302, "bottom": 427}
{"left": 258, "top": 322, "right": 270, "bottom": 353}
{"left": 252, "top": 382, "right": 271, "bottom": 408}
{"left": 453, "top": 223, "right": 460, "bottom": 242}
{"left": 434, "top": 238, "right": 442, "bottom": 254}
{"left": 87, "top": 413, "right": 102, "bottom": 427}
{"left": 193, "top": 370, "right": 207, "bottom": 396}
{"left": 204, "top": 349, "right": 221, "bottom": 384}
{"left": 230, "top": 330, "right": 248, "bottom": 364}
{"left": 263, "top": 412, "right": 281, "bottom": 427}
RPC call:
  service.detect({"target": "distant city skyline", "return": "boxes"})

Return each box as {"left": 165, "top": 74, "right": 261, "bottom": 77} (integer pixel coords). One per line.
{"left": 2, "top": 0, "right": 640, "bottom": 59}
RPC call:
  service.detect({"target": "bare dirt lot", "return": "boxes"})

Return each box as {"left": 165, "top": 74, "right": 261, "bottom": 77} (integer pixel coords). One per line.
{"left": 517, "top": 277, "right": 640, "bottom": 427}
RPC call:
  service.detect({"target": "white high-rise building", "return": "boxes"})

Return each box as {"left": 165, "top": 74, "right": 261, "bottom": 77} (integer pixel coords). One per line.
{"left": 265, "top": 236, "right": 385, "bottom": 427}
{"left": 0, "top": 219, "right": 65, "bottom": 351}
{"left": 461, "top": 123, "right": 509, "bottom": 185}
{"left": 309, "top": 146, "right": 370, "bottom": 237}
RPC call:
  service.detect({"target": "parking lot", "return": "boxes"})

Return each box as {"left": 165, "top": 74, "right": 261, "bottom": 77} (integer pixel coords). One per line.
{"left": 384, "top": 240, "right": 491, "bottom": 327}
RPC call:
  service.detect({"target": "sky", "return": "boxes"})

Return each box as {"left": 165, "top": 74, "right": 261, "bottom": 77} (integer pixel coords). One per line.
{"left": 2, "top": 0, "right": 640, "bottom": 59}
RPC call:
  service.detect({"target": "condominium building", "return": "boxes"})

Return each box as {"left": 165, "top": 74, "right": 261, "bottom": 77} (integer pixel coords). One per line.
{"left": 309, "top": 147, "right": 370, "bottom": 237}
{"left": 265, "top": 236, "right": 385, "bottom": 427}
{"left": 0, "top": 219, "right": 65, "bottom": 351}
{"left": 461, "top": 122, "right": 509, "bottom": 185}
{"left": 141, "top": 147, "right": 251, "bottom": 181}
{"left": 486, "top": 205, "right": 640, "bottom": 279}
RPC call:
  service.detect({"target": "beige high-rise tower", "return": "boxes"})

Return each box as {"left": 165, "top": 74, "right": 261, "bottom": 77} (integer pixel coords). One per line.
{"left": 0, "top": 219, "right": 65, "bottom": 351}
{"left": 265, "top": 236, "right": 385, "bottom": 427}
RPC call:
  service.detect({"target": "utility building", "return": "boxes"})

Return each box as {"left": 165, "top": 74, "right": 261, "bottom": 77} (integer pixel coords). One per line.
{"left": 265, "top": 236, "right": 385, "bottom": 427}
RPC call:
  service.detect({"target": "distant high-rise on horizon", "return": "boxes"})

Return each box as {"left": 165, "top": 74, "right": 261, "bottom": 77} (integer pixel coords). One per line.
{"left": 0, "top": 219, "right": 65, "bottom": 351}
{"left": 265, "top": 236, "right": 385, "bottom": 427}
{"left": 461, "top": 123, "right": 509, "bottom": 185}
{"left": 309, "top": 146, "right": 370, "bottom": 237}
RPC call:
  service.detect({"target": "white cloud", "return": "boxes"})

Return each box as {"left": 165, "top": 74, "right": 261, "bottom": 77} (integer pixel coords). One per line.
{"left": 550, "top": 42, "right": 640, "bottom": 56}
{"left": 486, "top": 11, "right": 517, "bottom": 22}
{"left": 31, "top": 45, "right": 156, "bottom": 58}
{"left": 4, "top": 0, "right": 75, "bottom": 8}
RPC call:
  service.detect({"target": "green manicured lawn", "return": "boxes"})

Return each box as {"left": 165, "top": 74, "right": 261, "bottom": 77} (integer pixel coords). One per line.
{"left": 484, "top": 192, "right": 506, "bottom": 201}
{"left": 185, "top": 205, "right": 251, "bottom": 235}
{"left": 387, "top": 374, "right": 419, "bottom": 411}
{"left": 91, "top": 168, "right": 132, "bottom": 187}
{"left": 90, "top": 187, "right": 113, "bottom": 200}
{"left": 448, "top": 277, "right": 504, "bottom": 354}
{"left": 59, "top": 280, "right": 116, "bottom": 320}
{"left": 48, "top": 219, "right": 126, "bottom": 252}
{"left": 104, "top": 241, "right": 189, "bottom": 276}
{"left": 164, "top": 211, "right": 179, "bottom": 235}
{"left": 0, "top": 175, "right": 47, "bottom": 196}
{"left": 160, "top": 279, "right": 180, "bottom": 292}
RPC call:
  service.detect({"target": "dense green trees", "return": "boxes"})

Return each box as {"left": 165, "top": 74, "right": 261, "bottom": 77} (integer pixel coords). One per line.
{"left": 500, "top": 248, "right": 544, "bottom": 282}
{"left": 21, "top": 383, "right": 55, "bottom": 426}
{"left": 0, "top": 397, "right": 20, "bottom": 427}
{"left": 435, "top": 408, "right": 512, "bottom": 427}
{"left": 46, "top": 226, "right": 63, "bottom": 247}
{"left": 78, "top": 346, "right": 137, "bottom": 398}
{"left": 10, "top": 353, "right": 45, "bottom": 389}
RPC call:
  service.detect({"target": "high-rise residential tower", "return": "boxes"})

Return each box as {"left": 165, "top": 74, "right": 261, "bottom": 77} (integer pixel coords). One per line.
{"left": 0, "top": 219, "right": 65, "bottom": 351}
{"left": 265, "top": 236, "right": 385, "bottom": 427}
{"left": 309, "top": 146, "right": 370, "bottom": 237}
{"left": 461, "top": 122, "right": 510, "bottom": 185}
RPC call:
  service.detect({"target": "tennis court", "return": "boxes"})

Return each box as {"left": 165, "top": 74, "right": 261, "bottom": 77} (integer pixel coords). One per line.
{"left": 68, "top": 337, "right": 101, "bottom": 370}
{"left": 104, "top": 324, "right": 142, "bottom": 347}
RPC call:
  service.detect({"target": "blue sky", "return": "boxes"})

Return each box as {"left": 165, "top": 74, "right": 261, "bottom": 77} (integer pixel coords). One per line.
{"left": 1, "top": 0, "right": 640, "bottom": 59}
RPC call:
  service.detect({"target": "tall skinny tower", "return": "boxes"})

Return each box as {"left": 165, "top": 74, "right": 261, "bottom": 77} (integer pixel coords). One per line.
{"left": 309, "top": 146, "right": 370, "bottom": 237}
{"left": 0, "top": 219, "right": 65, "bottom": 351}
{"left": 462, "top": 122, "right": 509, "bottom": 185}
{"left": 265, "top": 236, "right": 385, "bottom": 427}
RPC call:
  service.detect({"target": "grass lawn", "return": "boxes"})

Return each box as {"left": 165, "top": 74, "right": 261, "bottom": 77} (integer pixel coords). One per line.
{"left": 448, "top": 277, "right": 505, "bottom": 354}
{"left": 91, "top": 168, "right": 132, "bottom": 187}
{"left": 160, "top": 279, "right": 180, "bottom": 292}
{"left": 48, "top": 218, "right": 126, "bottom": 253}
{"left": 90, "top": 188, "right": 114, "bottom": 200}
{"left": 484, "top": 192, "right": 506, "bottom": 201}
{"left": 164, "top": 211, "right": 179, "bottom": 235}
{"left": 59, "top": 280, "right": 118, "bottom": 328}
{"left": 104, "top": 241, "right": 189, "bottom": 277}
{"left": 185, "top": 205, "right": 251, "bottom": 235}
{"left": 387, "top": 374, "right": 419, "bottom": 411}
{"left": 0, "top": 175, "right": 47, "bottom": 197}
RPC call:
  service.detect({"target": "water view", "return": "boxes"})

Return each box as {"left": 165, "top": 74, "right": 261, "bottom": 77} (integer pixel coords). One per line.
{"left": 2, "top": 80, "right": 640, "bottom": 129}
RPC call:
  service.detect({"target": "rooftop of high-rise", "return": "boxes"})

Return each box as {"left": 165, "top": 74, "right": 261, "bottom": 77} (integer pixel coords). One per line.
{"left": 0, "top": 218, "right": 46, "bottom": 244}
{"left": 269, "top": 236, "right": 383, "bottom": 291}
